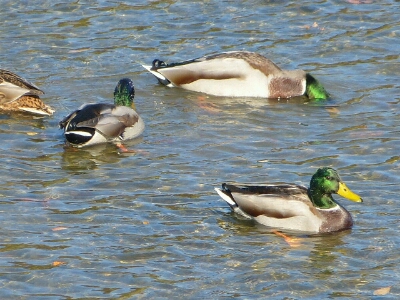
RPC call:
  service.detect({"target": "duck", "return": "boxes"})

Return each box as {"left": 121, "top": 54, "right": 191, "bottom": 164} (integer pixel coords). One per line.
{"left": 59, "top": 78, "right": 145, "bottom": 148}
{"left": 0, "top": 69, "right": 54, "bottom": 116}
{"left": 214, "top": 167, "right": 363, "bottom": 233}
{"left": 142, "top": 51, "right": 329, "bottom": 100}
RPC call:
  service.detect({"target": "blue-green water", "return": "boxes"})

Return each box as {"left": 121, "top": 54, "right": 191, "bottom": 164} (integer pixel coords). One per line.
{"left": 0, "top": 1, "right": 399, "bottom": 299}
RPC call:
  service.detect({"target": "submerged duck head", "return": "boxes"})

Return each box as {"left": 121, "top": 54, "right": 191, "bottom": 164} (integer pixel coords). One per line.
{"left": 305, "top": 74, "right": 329, "bottom": 101}
{"left": 114, "top": 78, "right": 135, "bottom": 108}
{"left": 308, "top": 167, "right": 363, "bottom": 209}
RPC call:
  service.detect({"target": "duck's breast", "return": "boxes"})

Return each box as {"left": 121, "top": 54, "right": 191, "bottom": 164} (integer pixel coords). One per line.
{"left": 318, "top": 206, "right": 353, "bottom": 233}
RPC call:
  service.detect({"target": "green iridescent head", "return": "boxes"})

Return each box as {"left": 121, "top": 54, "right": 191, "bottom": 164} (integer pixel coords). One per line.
{"left": 308, "top": 167, "right": 362, "bottom": 209}
{"left": 305, "top": 73, "right": 329, "bottom": 101}
{"left": 114, "top": 78, "right": 135, "bottom": 108}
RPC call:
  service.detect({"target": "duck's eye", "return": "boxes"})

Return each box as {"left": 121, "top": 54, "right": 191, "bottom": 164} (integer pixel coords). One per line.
{"left": 325, "top": 176, "right": 333, "bottom": 181}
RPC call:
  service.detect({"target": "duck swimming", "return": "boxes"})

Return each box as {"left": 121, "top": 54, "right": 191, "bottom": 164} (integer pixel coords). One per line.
{"left": 0, "top": 69, "right": 54, "bottom": 116}
{"left": 143, "top": 51, "right": 329, "bottom": 100}
{"left": 215, "top": 167, "right": 362, "bottom": 233}
{"left": 59, "top": 78, "right": 145, "bottom": 148}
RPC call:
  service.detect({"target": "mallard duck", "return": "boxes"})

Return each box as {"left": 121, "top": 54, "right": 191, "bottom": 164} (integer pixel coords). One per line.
{"left": 143, "top": 51, "right": 329, "bottom": 100}
{"left": 59, "top": 78, "right": 145, "bottom": 148}
{"left": 0, "top": 69, "right": 54, "bottom": 116}
{"left": 215, "top": 167, "right": 363, "bottom": 233}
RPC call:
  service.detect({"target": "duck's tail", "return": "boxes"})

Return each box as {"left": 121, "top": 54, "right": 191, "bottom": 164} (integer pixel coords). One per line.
{"left": 214, "top": 185, "right": 237, "bottom": 208}
{"left": 141, "top": 63, "right": 174, "bottom": 87}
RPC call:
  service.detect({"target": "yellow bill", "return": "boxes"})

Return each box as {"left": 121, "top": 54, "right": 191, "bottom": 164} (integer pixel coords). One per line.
{"left": 337, "top": 182, "right": 363, "bottom": 202}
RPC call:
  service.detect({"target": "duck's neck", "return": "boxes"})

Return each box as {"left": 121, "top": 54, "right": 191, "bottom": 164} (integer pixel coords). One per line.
{"left": 308, "top": 188, "right": 338, "bottom": 209}
{"left": 114, "top": 94, "right": 132, "bottom": 107}
{"left": 305, "top": 73, "right": 329, "bottom": 101}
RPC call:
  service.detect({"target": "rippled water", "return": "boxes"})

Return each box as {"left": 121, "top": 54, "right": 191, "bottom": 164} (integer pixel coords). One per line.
{"left": 1, "top": 1, "right": 399, "bottom": 299}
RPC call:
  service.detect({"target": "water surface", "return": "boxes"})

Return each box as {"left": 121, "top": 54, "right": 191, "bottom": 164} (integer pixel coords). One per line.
{"left": 0, "top": 1, "right": 399, "bottom": 299}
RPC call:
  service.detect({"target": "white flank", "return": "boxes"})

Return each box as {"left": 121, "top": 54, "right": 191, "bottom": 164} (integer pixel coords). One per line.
{"left": 75, "top": 131, "right": 108, "bottom": 148}
{"left": 121, "top": 115, "right": 145, "bottom": 140}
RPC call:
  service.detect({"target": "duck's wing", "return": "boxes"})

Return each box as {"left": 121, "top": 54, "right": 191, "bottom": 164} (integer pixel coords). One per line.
{"left": 59, "top": 103, "right": 113, "bottom": 130}
{"left": 93, "top": 106, "right": 143, "bottom": 139}
{"left": 0, "top": 83, "right": 32, "bottom": 104}
{"left": 215, "top": 183, "right": 323, "bottom": 232}
{"left": 217, "top": 183, "right": 311, "bottom": 216}
{"left": 0, "top": 69, "right": 44, "bottom": 103}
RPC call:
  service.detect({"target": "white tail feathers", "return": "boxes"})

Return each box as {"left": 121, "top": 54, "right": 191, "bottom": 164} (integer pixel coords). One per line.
{"left": 214, "top": 188, "right": 237, "bottom": 207}
{"left": 141, "top": 65, "right": 166, "bottom": 81}
{"left": 142, "top": 65, "right": 174, "bottom": 87}
{"left": 65, "top": 130, "right": 92, "bottom": 137}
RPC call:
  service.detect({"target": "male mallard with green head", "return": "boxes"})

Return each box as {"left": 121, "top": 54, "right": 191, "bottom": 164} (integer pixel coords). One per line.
{"left": 143, "top": 51, "right": 329, "bottom": 100}
{"left": 215, "top": 167, "right": 363, "bottom": 233}
{"left": 59, "top": 78, "right": 145, "bottom": 148}
{"left": 0, "top": 69, "right": 54, "bottom": 116}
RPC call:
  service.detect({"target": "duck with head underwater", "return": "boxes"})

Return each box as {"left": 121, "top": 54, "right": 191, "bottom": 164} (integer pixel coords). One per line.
{"left": 143, "top": 51, "right": 329, "bottom": 101}
{"left": 215, "top": 167, "right": 363, "bottom": 233}
{"left": 0, "top": 69, "right": 54, "bottom": 116}
{"left": 59, "top": 78, "right": 145, "bottom": 148}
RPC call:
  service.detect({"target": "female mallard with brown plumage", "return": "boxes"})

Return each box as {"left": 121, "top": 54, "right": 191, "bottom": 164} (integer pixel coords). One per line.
{"left": 143, "top": 51, "right": 329, "bottom": 100}
{"left": 215, "top": 167, "right": 363, "bottom": 233}
{"left": 59, "top": 78, "right": 144, "bottom": 148}
{"left": 0, "top": 69, "right": 54, "bottom": 116}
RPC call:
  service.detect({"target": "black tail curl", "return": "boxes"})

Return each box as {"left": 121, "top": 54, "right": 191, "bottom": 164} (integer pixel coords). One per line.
{"left": 152, "top": 59, "right": 167, "bottom": 69}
